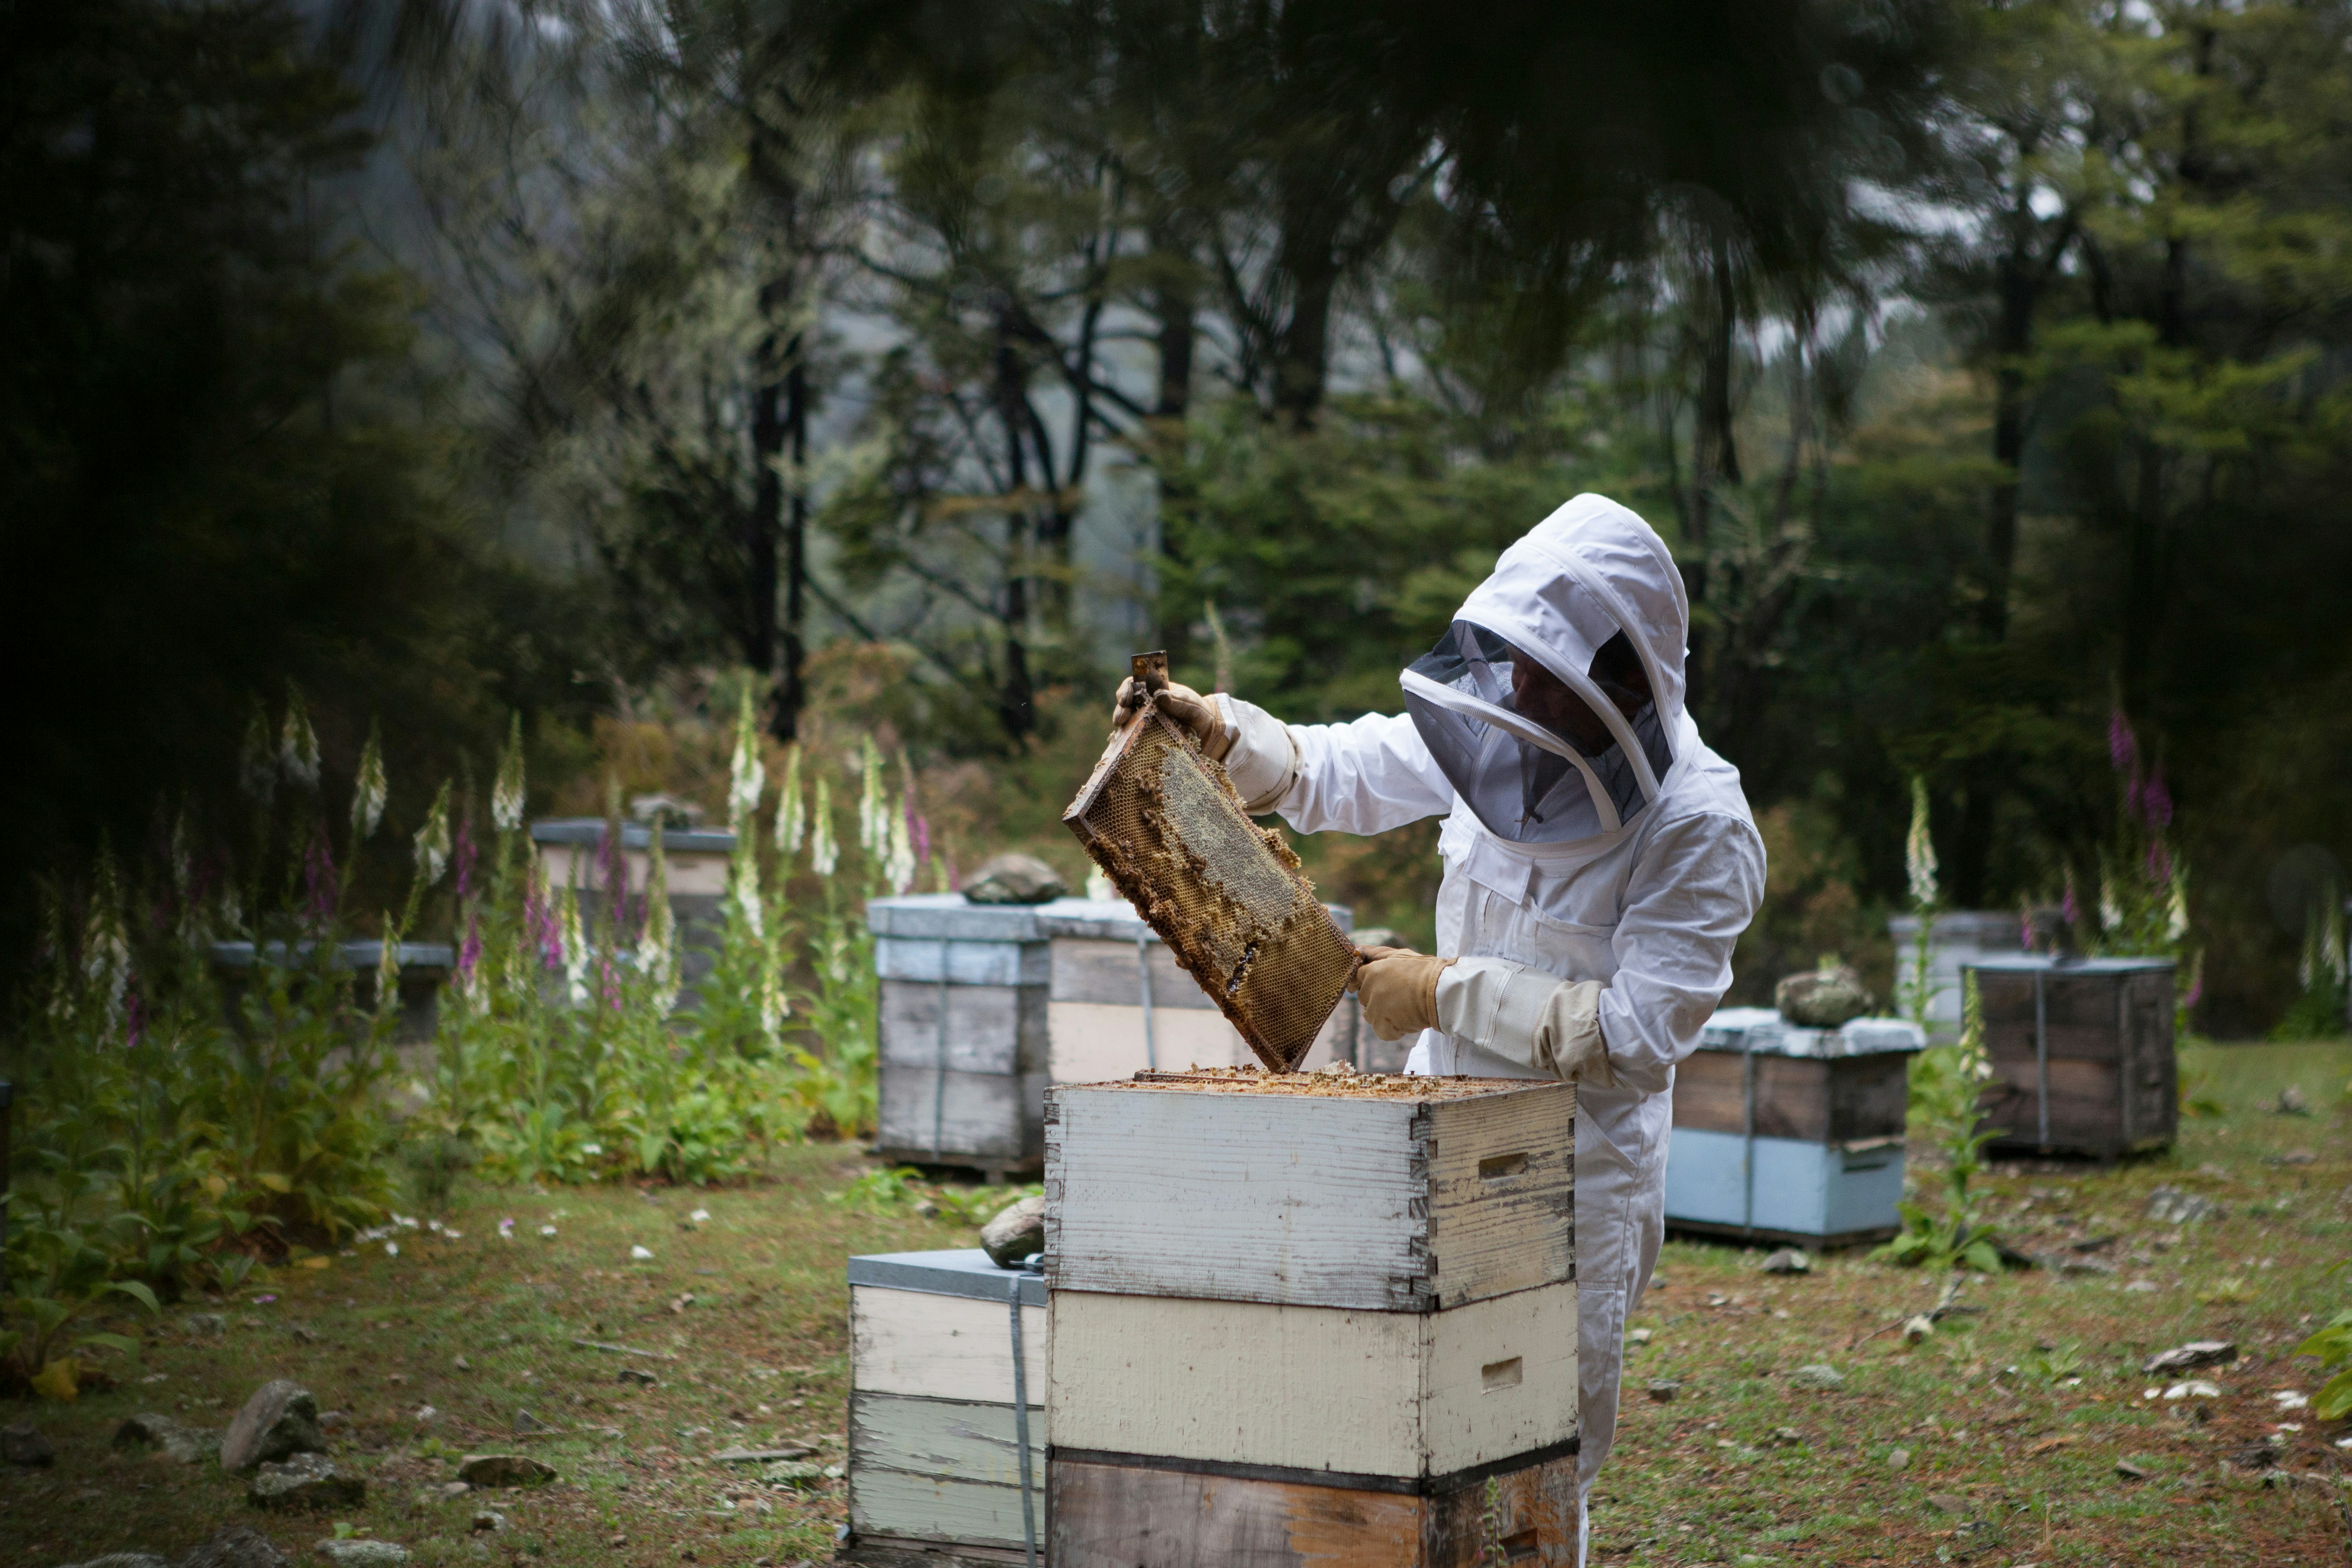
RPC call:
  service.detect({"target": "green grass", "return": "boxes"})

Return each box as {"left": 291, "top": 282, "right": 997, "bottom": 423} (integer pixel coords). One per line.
{"left": 3, "top": 1040, "right": 2347, "bottom": 1567}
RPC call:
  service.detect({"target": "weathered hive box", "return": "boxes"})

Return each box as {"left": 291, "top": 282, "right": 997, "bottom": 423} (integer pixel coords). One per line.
{"left": 847, "top": 1249, "right": 1045, "bottom": 1562}
{"left": 1885, "top": 911, "right": 2025, "bottom": 1040}
{"left": 866, "top": 895, "right": 1354, "bottom": 1174}
{"left": 1665, "top": 1009, "right": 1925, "bottom": 1247}
{"left": 1044, "top": 1071, "right": 1580, "bottom": 1565}
{"left": 1964, "top": 955, "right": 2177, "bottom": 1157}
{"left": 533, "top": 818, "right": 737, "bottom": 993}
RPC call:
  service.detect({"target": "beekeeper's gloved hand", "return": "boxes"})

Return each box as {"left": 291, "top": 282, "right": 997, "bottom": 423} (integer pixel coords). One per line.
{"left": 1434, "top": 959, "right": 1614, "bottom": 1086}
{"left": 1111, "top": 677, "right": 1303, "bottom": 814}
{"left": 1113, "top": 676, "right": 1232, "bottom": 759}
{"left": 1353, "top": 945, "right": 1456, "bottom": 1040}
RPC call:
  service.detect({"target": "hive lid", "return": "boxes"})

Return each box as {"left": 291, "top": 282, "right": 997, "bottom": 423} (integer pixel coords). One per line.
{"left": 847, "top": 1248, "right": 1044, "bottom": 1306}
{"left": 530, "top": 816, "right": 737, "bottom": 856}
{"left": 1698, "top": 1007, "right": 1927, "bottom": 1058}
{"left": 1062, "top": 655, "right": 1358, "bottom": 1073}
{"left": 1962, "top": 955, "right": 2177, "bottom": 974}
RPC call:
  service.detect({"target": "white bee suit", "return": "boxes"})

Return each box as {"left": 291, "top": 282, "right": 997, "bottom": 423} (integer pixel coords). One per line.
{"left": 1214, "top": 495, "right": 1765, "bottom": 1563}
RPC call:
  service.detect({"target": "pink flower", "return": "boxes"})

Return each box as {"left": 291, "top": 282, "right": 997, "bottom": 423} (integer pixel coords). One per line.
{"left": 2108, "top": 709, "right": 2137, "bottom": 774}
{"left": 2184, "top": 969, "right": 2204, "bottom": 1008}
{"left": 457, "top": 913, "right": 483, "bottom": 983}
{"left": 124, "top": 990, "right": 144, "bottom": 1051}
{"left": 304, "top": 828, "right": 338, "bottom": 921}
{"left": 2141, "top": 772, "right": 2173, "bottom": 830}
{"left": 909, "top": 808, "right": 931, "bottom": 866}
{"left": 2061, "top": 878, "right": 2080, "bottom": 928}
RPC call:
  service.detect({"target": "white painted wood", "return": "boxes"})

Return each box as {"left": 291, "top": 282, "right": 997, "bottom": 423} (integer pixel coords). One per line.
{"left": 1045, "top": 1080, "right": 1573, "bottom": 1311}
{"left": 539, "top": 843, "right": 730, "bottom": 897}
{"left": 1047, "top": 1001, "right": 1251, "bottom": 1082}
{"left": 1049, "top": 938, "right": 1215, "bottom": 1009}
{"left": 1046, "top": 1283, "right": 1577, "bottom": 1478}
{"left": 876, "top": 938, "right": 1051, "bottom": 987}
{"left": 851, "top": 1391, "right": 1034, "bottom": 1489}
{"left": 878, "top": 982, "right": 1047, "bottom": 1074}
{"left": 849, "top": 1465, "right": 1031, "bottom": 1549}
{"left": 851, "top": 1285, "right": 1046, "bottom": 1406}
{"left": 876, "top": 1068, "right": 1043, "bottom": 1163}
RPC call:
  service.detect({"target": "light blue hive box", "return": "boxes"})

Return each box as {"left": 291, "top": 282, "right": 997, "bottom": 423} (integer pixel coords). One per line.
{"left": 1664, "top": 1008, "right": 1926, "bottom": 1248}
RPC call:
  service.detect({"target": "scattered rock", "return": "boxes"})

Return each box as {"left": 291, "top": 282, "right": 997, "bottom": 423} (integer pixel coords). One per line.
{"left": 2162, "top": 1379, "right": 2224, "bottom": 1400}
{"left": 960, "top": 852, "right": 1067, "bottom": 905}
{"left": 59, "top": 1555, "right": 170, "bottom": 1568}
{"left": 471, "top": 1511, "right": 506, "bottom": 1534}
{"left": 457, "top": 1453, "right": 557, "bottom": 1488}
{"left": 184, "top": 1313, "right": 229, "bottom": 1338}
{"left": 617, "top": 1368, "right": 658, "bottom": 1387}
{"left": 980, "top": 1194, "right": 1048, "bottom": 1269}
{"left": 2145, "top": 1340, "right": 2236, "bottom": 1375}
{"left": 2270, "top": 1149, "right": 2317, "bottom": 1167}
{"left": 1901, "top": 1315, "right": 1935, "bottom": 1344}
{"left": 1774, "top": 966, "right": 1874, "bottom": 1028}
{"left": 2228, "top": 1436, "right": 2287, "bottom": 1471}
{"left": 2144, "top": 1187, "right": 2221, "bottom": 1224}
{"left": 1646, "top": 1380, "right": 1681, "bottom": 1403}
{"left": 220, "top": 1380, "right": 326, "bottom": 1473}
{"left": 762, "top": 1460, "right": 830, "bottom": 1488}
{"left": 2071, "top": 1233, "right": 2119, "bottom": 1253}
{"left": 175, "top": 1524, "right": 292, "bottom": 1568}
{"left": 1789, "top": 1364, "right": 1846, "bottom": 1390}
{"left": 115, "top": 1412, "right": 223, "bottom": 1466}
{"left": 3, "top": 1421, "right": 56, "bottom": 1466}
{"left": 2123, "top": 1279, "right": 2159, "bottom": 1293}
{"left": 2115, "top": 1459, "right": 2149, "bottom": 1481}
{"left": 435, "top": 1481, "right": 471, "bottom": 1498}
{"left": 711, "top": 1445, "right": 816, "bottom": 1463}
{"left": 2269, "top": 1084, "right": 2310, "bottom": 1116}
{"left": 1888, "top": 1447, "right": 1912, "bottom": 1471}
{"left": 286, "top": 1325, "right": 319, "bottom": 1345}
{"left": 1761, "top": 1249, "right": 1811, "bottom": 1275}
{"left": 1626, "top": 1328, "right": 1652, "bottom": 1345}
{"left": 1924, "top": 1493, "right": 1973, "bottom": 1514}
{"left": 314, "top": 1544, "right": 409, "bottom": 1567}
{"left": 912, "top": 1199, "right": 942, "bottom": 1219}
{"left": 248, "top": 1453, "right": 364, "bottom": 1510}
{"left": 1768, "top": 1427, "right": 1804, "bottom": 1447}
{"left": 317, "top": 1413, "right": 347, "bottom": 1434}
{"left": 512, "top": 1410, "right": 550, "bottom": 1435}
{"left": 452, "top": 1356, "right": 472, "bottom": 1373}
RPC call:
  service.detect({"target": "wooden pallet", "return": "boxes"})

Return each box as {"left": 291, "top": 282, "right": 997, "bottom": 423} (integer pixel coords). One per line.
{"left": 1049, "top": 1445, "right": 1581, "bottom": 1567}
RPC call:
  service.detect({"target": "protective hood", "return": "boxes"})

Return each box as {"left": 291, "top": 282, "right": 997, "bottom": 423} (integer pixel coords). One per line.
{"left": 1400, "top": 495, "right": 1688, "bottom": 846}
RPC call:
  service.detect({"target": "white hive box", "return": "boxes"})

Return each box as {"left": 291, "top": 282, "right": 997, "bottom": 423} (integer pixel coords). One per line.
{"left": 847, "top": 1249, "right": 1046, "bottom": 1561}
{"left": 1664, "top": 1008, "right": 1925, "bottom": 1247}
{"left": 1885, "top": 910, "right": 2025, "bottom": 1040}
{"left": 1044, "top": 1073, "right": 1577, "bottom": 1486}
{"left": 865, "top": 895, "right": 1354, "bottom": 1174}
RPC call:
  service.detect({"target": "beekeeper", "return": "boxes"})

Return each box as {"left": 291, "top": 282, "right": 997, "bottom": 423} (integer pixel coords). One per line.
{"left": 1113, "top": 493, "right": 1764, "bottom": 1561}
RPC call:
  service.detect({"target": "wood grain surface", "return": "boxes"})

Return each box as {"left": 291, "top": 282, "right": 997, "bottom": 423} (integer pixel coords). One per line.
{"left": 1047, "top": 1449, "right": 1580, "bottom": 1567}
{"left": 1045, "top": 1283, "right": 1577, "bottom": 1478}
{"left": 1670, "top": 1050, "right": 1910, "bottom": 1142}
{"left": 852, "top": 1286, "right": 1046, "bottom": 1407}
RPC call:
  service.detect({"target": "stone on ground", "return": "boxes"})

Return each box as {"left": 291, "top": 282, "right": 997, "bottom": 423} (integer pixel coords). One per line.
{"left": 1761, "top": 1248, "right": 1811, "bottom": 1275}
{"left": 220, "top": 1380, "right": 326, "bottom": 1472}
{"left": 2, "top": 1420, "right": 56, "bottom": 1466}
{"left": 175, "top": 1526, "right": 292, "bottom": 1568}
{"left": 248, "top": 1453, "right": 364, "bottom": 1510}
{"left": 456, "top": 1453, "right": 557, "bottom": 1487}
{"left": 115, "top": 1412, "right": 222, "bottom": 1466}
{"left": 314, "top": 1542, "right": 410, "bottom": 1566}
{"left": 980, "top": 1194, "right": 1048, "bottom": 1268}
{"left": 59, "top": 1556, "right": 171, "bottom": 1568}
{"left": 2144, "top": 1340, "right": 2236, "bottom": 1374}
{"left": 1789, "top": 1364, "right": 1846, "bottom": 1390}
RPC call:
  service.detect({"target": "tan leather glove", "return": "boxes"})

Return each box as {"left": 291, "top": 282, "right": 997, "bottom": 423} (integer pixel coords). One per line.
{"left": 1353, "top": 946, "right": 1455, "bottom": 1040}
{"left": 1112, "top": 676, "right": 1235, "bottom": 761}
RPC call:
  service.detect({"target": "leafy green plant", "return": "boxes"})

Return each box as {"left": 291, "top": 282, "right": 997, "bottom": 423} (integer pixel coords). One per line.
{"left": 1879, "top": 974, "right": 2006, "bottom": 1273}
{"left": 2294, "top": 1306, "right": 2352, "bottom": 1420}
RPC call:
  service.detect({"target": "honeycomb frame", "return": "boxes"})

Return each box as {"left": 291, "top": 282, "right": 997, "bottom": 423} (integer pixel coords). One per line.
{"left": 1063, "top": 687, "right": 1358, "bottom": 1073}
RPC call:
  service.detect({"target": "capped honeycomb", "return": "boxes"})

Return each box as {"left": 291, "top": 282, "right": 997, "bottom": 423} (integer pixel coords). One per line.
{"left": 1063, "top": 692, "right": 1358, "bottom": 1073}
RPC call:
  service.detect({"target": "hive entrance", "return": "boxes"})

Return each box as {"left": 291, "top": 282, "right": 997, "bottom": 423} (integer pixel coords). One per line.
{"left": 1063, "top": 666, "right": 1357, "bottom": 1073}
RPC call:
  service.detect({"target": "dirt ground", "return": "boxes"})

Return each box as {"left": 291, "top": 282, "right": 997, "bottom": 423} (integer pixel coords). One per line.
{"left": 3, "top": 1038, "right": 2347, "bottom": 1567}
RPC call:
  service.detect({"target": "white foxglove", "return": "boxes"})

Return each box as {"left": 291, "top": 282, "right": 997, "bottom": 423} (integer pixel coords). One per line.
{"left": 492, "top": 715, "right": 527, "bottom": 832}
{"left": 352, "top": 727, "right": 388, "bottom": 841}
{"left": 414, "top": 782, "right": 452, "bottom": 886}
{"left": 729, "top": 692, "right": 766, "bottom": 833}
{"left": 810, "top": 777, "right": 838, "bottom": 876}
{"left": 1904, "top": 776, "right": 1938, "bottom": 911}
{"left": 776, "top": 746, "right": 805, "bottom": 856}
{"left": 858, "top": 737, "right": 885, "bottom": 853}
{"left": 280, "top": 690, "right": 321, "bottom": 790}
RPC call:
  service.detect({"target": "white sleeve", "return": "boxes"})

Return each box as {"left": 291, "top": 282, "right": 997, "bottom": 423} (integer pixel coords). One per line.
{"left": 1593, "top": 810, "right": 1768, "bottom": 1095}
{"left": 1268, "top": 709, "right": 1455, "bottom": 834}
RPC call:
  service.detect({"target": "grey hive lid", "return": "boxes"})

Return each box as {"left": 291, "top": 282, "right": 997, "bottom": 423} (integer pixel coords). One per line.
{"left": 530, "top": 817, "right": 737, "bottom": 856}
{"left": 1697, "top": 1007, "right": 1927, "bottom": 1059}
{"left": 1962, "top": 955, "right": 2176, "bottom": 975}
{"left": 212, "top": 939, "right": 455, "bottom": 972}
{"left": 847, "top": 1248, "right": 1043, "bottom": 1306}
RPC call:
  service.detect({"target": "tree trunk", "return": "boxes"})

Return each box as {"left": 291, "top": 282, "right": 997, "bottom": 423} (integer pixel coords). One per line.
{"left": 775, "top": 347, "right": 809, "bottom": 742}
{"left": 747, "top": 351, "right": 783, "bottom": 687}
{"left": 1270, "top": 203, "right": 1337, "bottom": 428}
{"left": 1154, "top": 282, "right": 1194, "bottom": 420}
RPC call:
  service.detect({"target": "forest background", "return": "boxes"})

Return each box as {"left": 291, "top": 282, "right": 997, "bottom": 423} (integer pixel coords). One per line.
{"left": 8, "top": 0, "right": 2352, "bottom": 1038}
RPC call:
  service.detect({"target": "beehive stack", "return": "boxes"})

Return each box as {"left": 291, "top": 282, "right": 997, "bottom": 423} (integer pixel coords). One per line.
{"left": 1664, "top": 1008, "right": 1925, "bottom": 1247}
{"left": 866, "top": 896, "right": 1357, "bottom": 1175}
{"left": 1045, "top": 1069, "right": 1582, "bottom": 1567}
{"left": 845, "top": 1249, "right": 1046, "bottom": 1561}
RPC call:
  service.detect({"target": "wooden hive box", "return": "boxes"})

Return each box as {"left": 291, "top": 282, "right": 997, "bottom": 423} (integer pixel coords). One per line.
{"left": 1045, "top": 1070, "right": 1578, "bottom": 1512}
{"left": 1964, "top": 956, "right": 2177, "bottom": 1157}
{"left": 867, "top": 895, "right": 1357, "bottom": 1174}
{"left": 846, "top": 1249, "right": 1046, "bottom": 1562}
{"left": 1664, "top": 1009, "right": 1924, "bottom": 1247}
